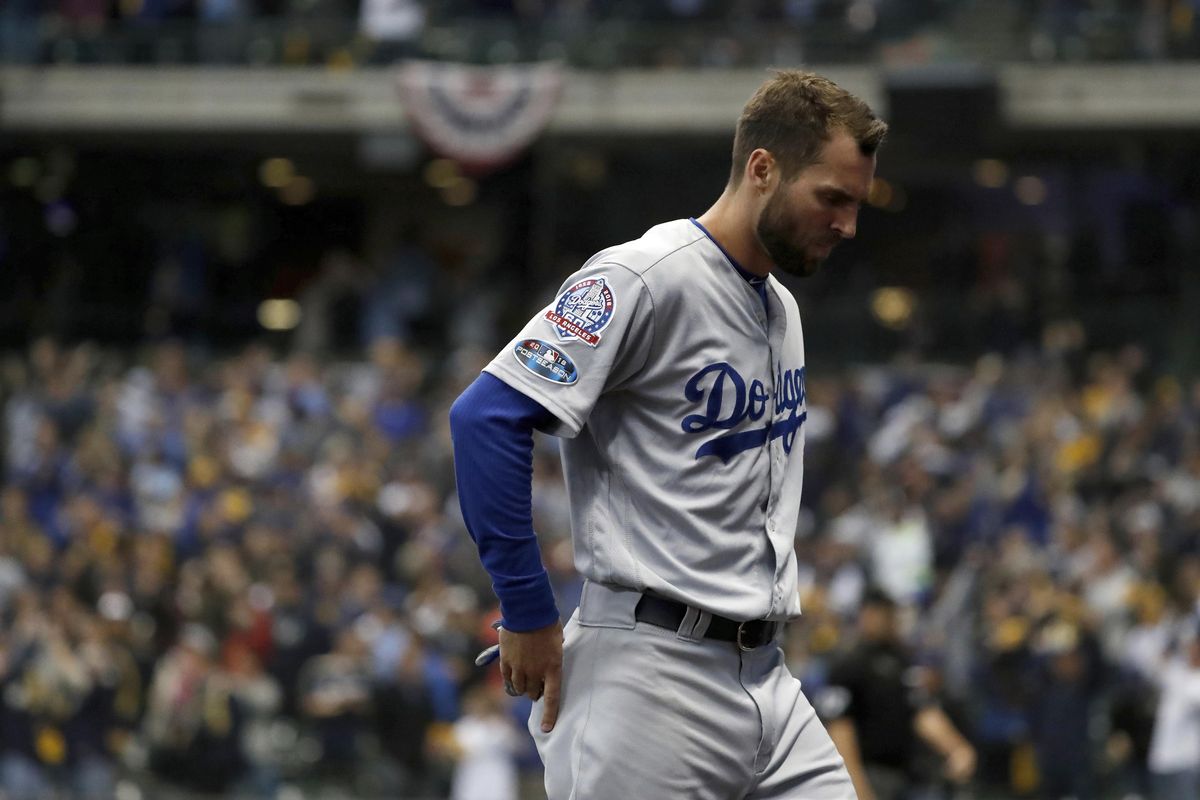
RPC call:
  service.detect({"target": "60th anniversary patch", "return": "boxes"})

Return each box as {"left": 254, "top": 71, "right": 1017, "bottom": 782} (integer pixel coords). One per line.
{"left": 513, "top": 339, "right": 579, "bottom": 384}
{"left": 544, "top": 276, "right": 615, "bottom": 346}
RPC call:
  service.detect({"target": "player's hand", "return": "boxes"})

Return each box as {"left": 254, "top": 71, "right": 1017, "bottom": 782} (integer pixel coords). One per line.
{"left": 499, "top": 620, "right": 564, "bottom": 733}
{"left": 943, "top": 743, "right": 976, "bottom": 784}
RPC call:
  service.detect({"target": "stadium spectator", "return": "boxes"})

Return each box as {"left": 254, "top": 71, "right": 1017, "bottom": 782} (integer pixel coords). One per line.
{"left": 450, "top": 683, "right": 521, "bottom": 800}
{"left": 817, "top": 588, "right": 976, "bottom": 800}
{"left": 298, "top": 626, "right": 374, "bottom": 782}
{"left": 143, "top": 623, "right": 246, "bottom": 793}
{"left": 1026, "top": 619, "right": 1105, "bottom": 800}
{"left": 1147, "top": 625, "right": 1200, "bottom": 800}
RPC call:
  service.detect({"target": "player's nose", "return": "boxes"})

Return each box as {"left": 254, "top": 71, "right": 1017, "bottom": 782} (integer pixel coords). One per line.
{"left": 832, "top": 209, "right": 858, "bottom": 240}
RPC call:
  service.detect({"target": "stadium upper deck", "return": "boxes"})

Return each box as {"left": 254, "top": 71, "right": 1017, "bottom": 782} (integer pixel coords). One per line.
{"left": 1, "top": 0, "right": 1198, "bottom": 68}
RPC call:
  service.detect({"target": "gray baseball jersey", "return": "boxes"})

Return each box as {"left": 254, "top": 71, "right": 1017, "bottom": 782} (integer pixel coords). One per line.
{"left": 484, "top": 218, "right": 808, "bottom": 622}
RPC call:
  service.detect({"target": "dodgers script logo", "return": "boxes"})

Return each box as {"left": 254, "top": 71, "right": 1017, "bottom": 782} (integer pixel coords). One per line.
{"left": 544, "top": 276, "right": 614, "bottom": 347}
{"left": 681, "top": 362, "right": 807, "bottom": 463}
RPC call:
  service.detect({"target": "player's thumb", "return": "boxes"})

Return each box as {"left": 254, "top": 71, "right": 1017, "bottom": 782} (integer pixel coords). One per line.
{"left": 540, "top": 670, "right": 561, "bottom": 733}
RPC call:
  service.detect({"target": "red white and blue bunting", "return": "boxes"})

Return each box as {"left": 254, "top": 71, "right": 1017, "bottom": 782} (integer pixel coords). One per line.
{"left": 396, "top": 60, "right": 564, "bottom": 172}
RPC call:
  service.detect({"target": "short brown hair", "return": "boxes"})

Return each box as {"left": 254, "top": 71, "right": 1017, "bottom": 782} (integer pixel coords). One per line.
{"left": 730, "top": 70, "right": 888, "bottom": 186}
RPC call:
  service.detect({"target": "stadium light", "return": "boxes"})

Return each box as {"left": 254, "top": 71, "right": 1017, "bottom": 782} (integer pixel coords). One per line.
{"left": 257, "top": 299, "right": 302, "bottom": 331}
{"left": 441, "top": 177, "right": 478, "bottom": 207}
{"left": 44, "top": 201, "right": 77, "bottom": 237}
{"left": 424, "top": 158, "right": 461, "bottom": 189}
{"left": 259, "top": 158, "right": 295, "bottom": 189}
{"left": 867, "top": 178, "right": 893, "bottom": 208}
{"left": 973, "top": 159, "right": 1009, "bottom": 189}
{"left": 870, "top": 287, "right": 916, "bottom": 330}
{"left": 1014, "top": 175, "right": 1047, "bottom": 205}
{"left": 279, "top": 176, "right": 315, "bottom": 206}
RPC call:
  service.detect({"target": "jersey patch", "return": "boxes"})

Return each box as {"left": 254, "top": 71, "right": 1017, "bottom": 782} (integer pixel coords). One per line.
{"left": 513, "top": 339, "right": 578, "bottom": 385}
{"left": 544, "top": 276, "right": 615, "bottom": 346}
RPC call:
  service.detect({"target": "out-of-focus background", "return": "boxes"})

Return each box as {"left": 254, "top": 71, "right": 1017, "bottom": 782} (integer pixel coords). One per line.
{"left": 1, "top": 2, "right": 1199, "bottom": 799}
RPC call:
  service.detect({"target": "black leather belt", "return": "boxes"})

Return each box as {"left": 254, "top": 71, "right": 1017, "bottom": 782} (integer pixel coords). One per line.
{"left": 634, "top": 593, "right": 779, "bottom": 651}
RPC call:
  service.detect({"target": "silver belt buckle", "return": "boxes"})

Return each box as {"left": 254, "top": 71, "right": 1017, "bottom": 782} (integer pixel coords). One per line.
{"left": 736, "top": 621, "right": 755, "bottom": 652}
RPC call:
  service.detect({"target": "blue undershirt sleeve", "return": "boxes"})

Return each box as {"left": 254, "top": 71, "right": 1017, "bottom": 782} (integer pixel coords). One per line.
{"left": 449, "top": 372, "right": 561, "bottom": 632}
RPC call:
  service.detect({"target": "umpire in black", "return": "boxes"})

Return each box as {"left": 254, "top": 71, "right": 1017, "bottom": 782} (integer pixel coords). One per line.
{"left": 815, "top": 589, "right": 976, "bottom": 800}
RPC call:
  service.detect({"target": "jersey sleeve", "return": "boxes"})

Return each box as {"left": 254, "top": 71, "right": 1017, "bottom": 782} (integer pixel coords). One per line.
{"left": 449, "top": 373, "right": 561, "bottom": 632}
{"left": 483, "top": 262, "right": 654, "bottom": 438}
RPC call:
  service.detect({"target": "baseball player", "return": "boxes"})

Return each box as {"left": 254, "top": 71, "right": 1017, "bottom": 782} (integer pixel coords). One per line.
{"left": 450, "top": 70, "right": 887, "bottom": 799}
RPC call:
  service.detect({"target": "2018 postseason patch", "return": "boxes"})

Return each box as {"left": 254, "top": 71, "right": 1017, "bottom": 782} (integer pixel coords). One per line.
{"left": 513, "top": 338, "right": 579, "bottom": 384}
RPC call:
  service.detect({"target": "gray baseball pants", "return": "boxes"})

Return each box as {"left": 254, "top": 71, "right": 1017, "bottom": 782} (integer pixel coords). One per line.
{"left": 530, "top": 581, "right": 856, "bottom": 799}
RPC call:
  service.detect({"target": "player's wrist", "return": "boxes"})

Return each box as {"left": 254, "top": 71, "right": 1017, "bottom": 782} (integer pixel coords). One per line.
{"left": 501, "top": 607, "right": 561, "bottom": 633}
{"left": 494, "top": 570, "right": 560, "bottom": 632}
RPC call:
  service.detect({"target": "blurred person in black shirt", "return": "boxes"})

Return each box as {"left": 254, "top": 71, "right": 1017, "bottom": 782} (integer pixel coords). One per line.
{"left": 1027, "top": 618, "right": 1105, "bottom": 800}
{"left": 816, "top": 589, "right": 976, "bottom": 800}
{"left": 298, "top": 626, "right": 373, "bottom": 774}
{"left": 372, "top": 628, "right": 438, "bottom": 796}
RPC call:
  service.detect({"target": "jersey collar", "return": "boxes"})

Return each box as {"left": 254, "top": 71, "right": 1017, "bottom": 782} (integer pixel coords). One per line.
{"left": 690, "top": 217, "right": 769, "bottom": 312}
{"left": 689, "top": 217, "right": 767, "bottom": 287}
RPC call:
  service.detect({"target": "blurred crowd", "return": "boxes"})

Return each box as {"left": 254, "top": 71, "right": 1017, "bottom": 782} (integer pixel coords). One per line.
{"left": 1, "top": 307, "right": 1198, "bottom": 798}
{"left": 0, "top": 335, "right": 539, "bottom": 799}
{"left": 1, "top": 0, "right": 1199, "bottom": 66}
{"left": 792, "top": 329, "right": 1200, "bottom": 800}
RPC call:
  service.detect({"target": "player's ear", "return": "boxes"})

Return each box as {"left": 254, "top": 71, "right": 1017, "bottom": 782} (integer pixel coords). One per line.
{"left": 746, "top": 149, "right": 775, "bottom": 193}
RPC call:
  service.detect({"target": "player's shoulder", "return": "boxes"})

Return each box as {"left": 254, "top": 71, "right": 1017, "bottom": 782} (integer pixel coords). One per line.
{"left": 585, "top": 218, "right": 708, "bottom": 280}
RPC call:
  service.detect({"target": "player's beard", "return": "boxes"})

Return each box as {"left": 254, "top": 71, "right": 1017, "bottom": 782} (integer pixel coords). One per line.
{"left": 755, "top": 186, "right": 835, "bottom": 278}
